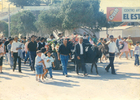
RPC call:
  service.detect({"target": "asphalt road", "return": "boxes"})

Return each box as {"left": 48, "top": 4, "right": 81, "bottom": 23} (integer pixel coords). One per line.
{"left": 0, "top": 57, "right": 140, "bottom": 100}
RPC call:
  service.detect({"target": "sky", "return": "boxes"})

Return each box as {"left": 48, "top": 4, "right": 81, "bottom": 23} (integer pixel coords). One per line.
{"left": 100, "top": 0, "right": 140, "bottom": 14}
{"left": 0, "top": 0, "right": 140, "bottom": 13}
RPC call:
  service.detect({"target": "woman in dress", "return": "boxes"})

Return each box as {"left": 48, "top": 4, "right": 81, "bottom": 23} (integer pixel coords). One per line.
{"left": 119, "top": 37, "right": 129, "bottom": 60}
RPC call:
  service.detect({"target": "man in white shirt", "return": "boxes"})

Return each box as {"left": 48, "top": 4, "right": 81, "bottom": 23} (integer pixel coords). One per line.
{"left": 75, "top": 37, "right": 87, "bottom": 76}
{"left": 11, "top": 36, "right": 22, "bottom": 73}
{"left": 105, "top": 35, "right": 119, "bottom": 75}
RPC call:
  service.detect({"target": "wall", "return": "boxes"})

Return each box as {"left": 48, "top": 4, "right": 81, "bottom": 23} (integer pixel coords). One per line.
{"left": 99, "top": 30, "right": 123, "bottom": 38}
{"left": 122, "top": 26, "right": 140, "bottom": 37}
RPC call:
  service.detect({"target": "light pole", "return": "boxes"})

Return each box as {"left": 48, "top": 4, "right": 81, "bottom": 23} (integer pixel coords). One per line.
{"left": 0, "top": 0, "right": 3, "bottom": 12}
{"left": 8, "top": 3, "right": 11, "bottom": 37}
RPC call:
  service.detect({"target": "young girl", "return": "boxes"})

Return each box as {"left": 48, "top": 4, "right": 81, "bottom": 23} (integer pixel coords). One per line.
{"left": 119, "top": 38, "right": 129, "bottom": 60}
{"left": 0, "top": 42, "right": 4, "bottom": 73}
{"left": 35, "top": 50, "right": 45, "bottom": 82}
{"left": 133, "top": 41, "right": 140, "bottom": 66}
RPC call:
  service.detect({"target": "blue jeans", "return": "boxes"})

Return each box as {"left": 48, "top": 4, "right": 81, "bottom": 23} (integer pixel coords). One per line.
{"left": 60, "top": 55, "right": 69, "bottom": 75}
{"left": 8, "top": 52, "right": 13, "bottom": 68}
{"left": 23, "top": 51, "right": 25, "bottom": 59}
{"left": 29, "top": 51, "right": 36, "bottom": 70}
{"left": 5, "top": 53, "right": 8, "bottom": 62}
{"left": 35, "top": 65, "right": 43, "bottom": 75}
{"left": 106, "top": 53, "right": 116, "bottom": 74}
{"left": 47, "top": 67, "right": 52, "bottom": 78}
{"left": 25, "top": 51, "right": 31, "bottom": 65}
{"left": 134, "top": 54, "right": 139, "bottom": 65}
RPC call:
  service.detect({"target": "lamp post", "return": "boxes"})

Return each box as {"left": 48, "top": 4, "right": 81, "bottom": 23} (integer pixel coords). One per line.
{"left": 8, "top": 3, "right": 11, "bottom": 37}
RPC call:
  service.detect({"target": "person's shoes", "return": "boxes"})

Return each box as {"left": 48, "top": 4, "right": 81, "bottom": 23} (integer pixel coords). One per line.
{"left": 38, "top": 79, "right": 42, "bottom": 82}
{"left": 42, "top": 79, "right": 45, "bottom": 82}
{"left": 19, "top": 71, "right": 22, "bottom": 73}
{"left": 84, "top": 73, "right": 88, "bottom": 76}
{"left": 77, "top": 73, "right": 79, "bottom": 75}
{"left": 105, "top": 68, "right": 109, "bottom": 72}
{"left": 13, "top": 69, "right": 15, "bottom": 72}
{"left": 50, "top": 77, "right": 53, "bottom": 79}
{"left": 31, "top": 68, "right": 33, "bottom": 71}
{"left": 36, "top": 77, "right": 38, "bottom": 81}
{"left": 65, "top": 75, "right": 68, "bottom": 77}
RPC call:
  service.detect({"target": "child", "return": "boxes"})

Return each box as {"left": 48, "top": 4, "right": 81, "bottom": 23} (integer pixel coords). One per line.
{"left": 7, "top": 38, "right": 14, "bottom": 68}
{"left": 41, "top": 47, "right": 48, "bottom": 79}
{"left": 0, "top": 42, "right": 4, "bottom": 73}
{"left": 133, "top": 41, "right": 140, "bottom": 66}
{"left": 35, "top": 50, "right": 45, "bottom": 82}
{"left": 43, "top": 51, "right": 55, "bottom": 79}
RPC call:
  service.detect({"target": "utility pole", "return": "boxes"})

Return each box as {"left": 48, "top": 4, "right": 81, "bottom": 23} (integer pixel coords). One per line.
{"left": 0, "top": 0, "right": 3, "bottom": 12}
{"left": 8, "top": 3, "right": 11, "bottom": 37}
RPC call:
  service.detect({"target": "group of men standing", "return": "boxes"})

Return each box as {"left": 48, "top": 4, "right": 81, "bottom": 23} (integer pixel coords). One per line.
{"left": 2, "top": 32, "right": 124, "bottom": 76}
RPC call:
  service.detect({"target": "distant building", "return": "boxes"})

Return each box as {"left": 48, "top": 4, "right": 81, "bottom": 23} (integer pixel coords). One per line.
{"left": 99, "top": 26, "right": 140, "bottom": 44}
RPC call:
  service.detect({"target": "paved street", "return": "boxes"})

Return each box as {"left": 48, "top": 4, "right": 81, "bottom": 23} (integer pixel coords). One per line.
{"left": 0, "top": 57, "right": 140, "bottom": 100}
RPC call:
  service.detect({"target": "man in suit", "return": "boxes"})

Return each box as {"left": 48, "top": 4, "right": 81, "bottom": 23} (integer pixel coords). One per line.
{"left": 75, "top": 37, "right": 88, "bottom": 76}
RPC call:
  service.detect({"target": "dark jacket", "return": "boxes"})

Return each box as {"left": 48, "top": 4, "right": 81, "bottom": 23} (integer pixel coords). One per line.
{"left": 38, "top": 42, "right": 45, "bottom": 50}
{"left": 75, "top": 43, "right": 86, "bottom": 58}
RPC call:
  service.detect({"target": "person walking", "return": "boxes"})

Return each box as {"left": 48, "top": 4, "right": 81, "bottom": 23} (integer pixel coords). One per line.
{"left": 116, "top": 35, "right": 122, "bottom": 52}
{"left": 11, "top": 36, "right": 22, "bottom": 73}
{"left": 101, "top": 39, "right": 109, "bottom": 62}
{"left": 58, "top": 38, "right": 71, "bottom": 77}
{"left": 92, "top": 35, "right": 97, "bottom": 45}
{"left": 75, "top": 37, "right": 88, "bottom": 76}
{"left": 0, "top": 42, "right": 4, "bottom": 73}
{"left": 126, "top": 35, "right": 133, "bottom": 58}
{"left": 133, "top": 41, "right": 140, "bottom": 66}
{"left": 119, "top": 37, "right": 129, "bottom": 60}
{"left": 105, "top": 35, "right": 119, "bottom": 75}
{"left": 28, "top": 35, "right": 37, "bottom": 71}
{"left": 24, "top": 38, "right": 31, "bottom": 65}
{"left": 4, "top": 37, "right": 10, "bottom": 63}
{"left": 7, "top": 38, "right": 14, "bottom": 68}
{"left": 106, "top": 34, "right": 110, "bottom": 42}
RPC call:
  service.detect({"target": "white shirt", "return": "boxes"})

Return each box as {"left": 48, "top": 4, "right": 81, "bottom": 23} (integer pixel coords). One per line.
{"left": 79, "top": 43, "right": 83, "bottom": 55}
{"left": 47, "top": 38, "right": 55, "bottom": 42}
{"left": 35, "top": 56, "right": 43, "bottom": 66}
{"left": 11, "top": 41, "right": 21, "bottom": 52}
{"left": 44, "top": 56, "right": 54, "bottom": 68}
{"left": 134, "top": 45, "right": 140, "bottom": 55}
{"left": 41, "top": 53, "right": 46, "bottom": 60}
{"left": 107, "top": 41, "right": 118, "bottom": 53}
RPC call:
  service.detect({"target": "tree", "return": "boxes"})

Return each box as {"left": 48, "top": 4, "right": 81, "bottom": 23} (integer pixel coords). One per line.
{"left": 37, "top": 8, "right": 63, "bottom": 35}
{"left": 60, "top": 0, "right": 108, "bottom": 35}
{"left": 0, "top": 21, "right": 8, "bottom": 37}
{"left": 8, "top": 0, "right": 41, "bottom": 7}
{"left": 11, "top": 11, "right": 37, "bottom": 36}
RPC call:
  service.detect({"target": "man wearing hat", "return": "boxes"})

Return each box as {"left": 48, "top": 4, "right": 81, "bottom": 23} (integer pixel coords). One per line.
{"left": 105, "top": 35, "right": 119, "bottom": 75}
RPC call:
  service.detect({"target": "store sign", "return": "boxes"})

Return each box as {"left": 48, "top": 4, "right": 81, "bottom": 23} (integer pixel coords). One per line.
{"left": 107, "top": 7, "right": 140, "bottom": 22}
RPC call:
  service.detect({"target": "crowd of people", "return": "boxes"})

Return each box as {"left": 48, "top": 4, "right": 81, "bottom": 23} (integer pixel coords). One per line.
{"left": 0, "top": 33, "right": 139, "bottom": 82}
